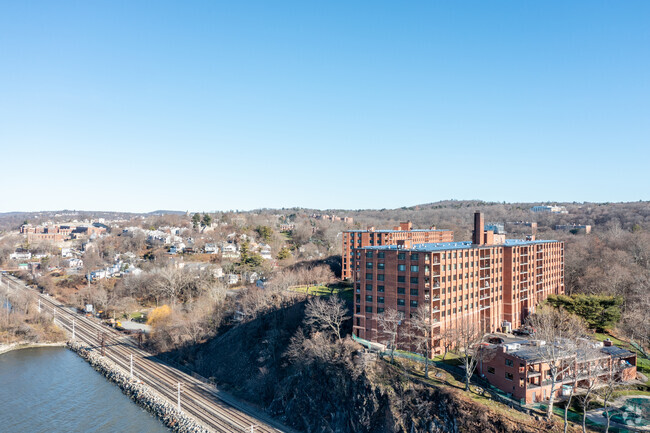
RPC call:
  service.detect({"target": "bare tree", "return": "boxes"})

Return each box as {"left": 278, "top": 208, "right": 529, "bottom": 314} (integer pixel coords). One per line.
{"left": 304, "top": 295, "right": 349, "bottom": 341}
{"left": 454, "top": 313, "right": 492, "bottom": 391}
{"left": 408, "top": 304, "right": 433, "bottom": 377}
{"left": 377, "top": 308, "right": 403, "bottom": 363}
{"left": 577, "top": 351, "right": 605, "bottom": 433}
{"left": 527, "top": 305, "right": 588, "bottom": 419}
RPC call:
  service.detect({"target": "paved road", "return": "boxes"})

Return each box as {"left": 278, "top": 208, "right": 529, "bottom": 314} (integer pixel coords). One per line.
{"left": 1, "top": 274, "right": 295, "bottom": 433}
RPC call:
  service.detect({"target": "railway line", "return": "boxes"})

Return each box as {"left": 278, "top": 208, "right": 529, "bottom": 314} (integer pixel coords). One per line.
{"left": 2, "top": 274, "right": 291, "bottom": 433}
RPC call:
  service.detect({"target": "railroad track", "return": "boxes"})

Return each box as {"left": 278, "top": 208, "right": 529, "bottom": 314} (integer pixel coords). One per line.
{"left": 2, "top": 275, "right": 292, "bottom": 433}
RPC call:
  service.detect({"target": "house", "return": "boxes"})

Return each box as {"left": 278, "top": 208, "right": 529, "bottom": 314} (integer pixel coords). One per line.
{"left": 259, "top": 244, "right": 273, "bottom": 260}
{"left": 66, "top": 258, "right": 83, "bottom": 268}
{"left": 479, "top": 338, "right": 637, "bottom": 405}
{"left": 10, "top": 251, "right": 32, "bottom": 261}
{"left": 222, "top": 244, "right": 240, "bottom": 259}
{"left": 213, "top": 267, "right": 224, "bottom": 278}
{"left": 226, "top": 274, "right": 239, "bottom": 285}
{"left": 61, "top": 248, "right": 73, "bottom": 258}
{"left": 204, "top": 243, "right": 219, "bottom": 254}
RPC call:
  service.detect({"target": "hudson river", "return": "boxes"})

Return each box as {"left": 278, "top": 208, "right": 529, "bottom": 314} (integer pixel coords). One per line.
{"left": 0, "top": 346, "right": 169, "bottom": 432}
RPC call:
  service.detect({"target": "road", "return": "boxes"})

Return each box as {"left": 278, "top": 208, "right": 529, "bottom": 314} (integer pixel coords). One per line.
{"left": 1, "top": 274, "right": 293, "bottom": 433}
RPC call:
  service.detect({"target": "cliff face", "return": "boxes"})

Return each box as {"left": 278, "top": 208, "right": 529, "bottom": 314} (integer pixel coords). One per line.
{"left": 168, "top": 303, "right": 562, "bottom": 433}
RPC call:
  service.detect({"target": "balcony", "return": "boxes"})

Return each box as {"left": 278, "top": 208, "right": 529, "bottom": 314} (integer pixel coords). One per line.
{"left": 479, "top": 305, "right": 491, "bottom": 311}
{"left": 479, "top": 295, "right": 490, "bottom": 301}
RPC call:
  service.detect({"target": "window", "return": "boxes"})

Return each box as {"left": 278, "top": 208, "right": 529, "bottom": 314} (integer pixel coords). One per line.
{"left": 398, "top": 264, "right": 406, "bottom": 271}
{"left": 365, "top": 306, "right": 373, "bottom": 313}
{"left": 366, "top": 273, "right": 373, "bottom": 280}
{"left": 356, "top": 305, "right": 360, "bottom": 313}
{"left": 377, "top": 274, "right": 385, "bottom": 281}
{"left": 378, "top": 263, "right": 385, "bottom": 270}
{"left": 366, "top": 262, "right": 373, "bottom": 269}
{"left": 487, "top": 366, "right": 495, "bottom": 374}
{"left": 410, "top": 289, "right": 419, "bottom": 296}
{"left": 411, "top": 253, "right": 419, "bottom": 261}
{"left": 410, "top": 300, "right": 418, "bottom": 307}
{"left": 505, "top": 372, "right": 514, "bottom": 381}
{"left": 398, "top": 252, "right": 406, "bottom": 260}
{"left": 410, "top": 265, "right": 419, "bottom": 272}
{"left": 366, "top": 284, "right": 372, "bottom": 291}
{"left": 366, "top": 295, "right": 373, "bottom": 302}
{"left": 397, "top": 299, "right": 405, "bottom": 306}
{"left": 398, "top": 276, "right": 406, "bottom": 283}
{"left": 378, "top": 252, "right": 385, "bottom": 259}
{"left": 377, "top": 307, "right": 384, "bottom": 313}
{"left": 377, "top": 285, "right": 385, "bottom": 292}
{"left": 356, "top": 295, "right": 360, "bottom": 303}
{"left": 397, "top": 287, "right": 406, "bottom": 294}
{"left": 410, "top": 276, "right": 419, "bottom": 284}
{"left": 505, "top": 359, "right": 514, "bottom": 367}
{"left": 378, "top": 296, "right": 384, "bottom": 304}
{"left": 366, "top": 251, "right": 373, "bottom": 258}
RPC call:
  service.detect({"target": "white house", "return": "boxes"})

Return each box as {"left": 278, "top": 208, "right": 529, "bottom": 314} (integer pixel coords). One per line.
{"left": 226, "top": 274, "right": 239, "bottom": 285}
{"left": 66, "top": 258, "right": 83, "bottom": 268}
{"left": 10, "top": 252, "right": 32, "bottom": 261}
{"left": 204, "top": 243, "right": 219, "bottom": 254}
{"left": 259, "top": 244, "right": 273, "bottom": 260}
{"left": 222, "top": 244, "right": 240, "bottom": 259}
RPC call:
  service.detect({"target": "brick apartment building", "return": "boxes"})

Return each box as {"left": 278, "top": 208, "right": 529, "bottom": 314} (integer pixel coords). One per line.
{"left": 351, "top": 212, "right": 565, "bottom": 356}
{"left": 479, "top": 339, "right": 636, "bottom": 404}
{"left": 21, "top": 224, "right": 106, "bottom": 243}
{"left": 342, "top": 222, "right": 454, "bottom": 279}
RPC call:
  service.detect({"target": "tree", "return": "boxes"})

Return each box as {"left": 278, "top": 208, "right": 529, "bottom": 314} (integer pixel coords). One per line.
{"left": 255, "top": 225, "right": 273, "bottom": 243}
{"left": 276, "top": 246, "right": 292, "bottom": 261}
{"left": 526, "top": 305, "right": 588, "bottom": 419}
{"left": 546, "top": 294, "right": 623, "bottom": 332}
{"left": 304, "top": 295, "right": 349, "bottom": 341}
{"left": 453, "top": 313, "right": 493, "bottom": 391}
{"left": 408, "top": 305, "right": 434, "bottom": 377}
{"left": 191, "top": 213, "right": 201, "bottom": 230}
{"left": 377, "top": 308, "right": 402, "bottom": 363}
{"left": 202, "top": 213, "right": 213, "bottom": 227}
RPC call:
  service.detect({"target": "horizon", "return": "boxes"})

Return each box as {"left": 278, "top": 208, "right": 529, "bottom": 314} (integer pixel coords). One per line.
{"left": 2, "top": 199, "right": 648, "bottom": 216}
{"left": 2, "top": 2, "right": 649, "bottom": 212}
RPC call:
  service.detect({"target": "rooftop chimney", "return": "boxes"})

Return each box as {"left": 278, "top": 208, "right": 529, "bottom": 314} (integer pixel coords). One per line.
{"left": 473, "top": 212, "right": 484, "bottom": 245}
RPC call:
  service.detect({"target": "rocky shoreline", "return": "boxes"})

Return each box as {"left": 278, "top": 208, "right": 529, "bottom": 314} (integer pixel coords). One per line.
{"left": 0, "top": 341, "right": 66, "bottom": 356}
{"left": 67, "top": 341, "right": 211, "bottom": 433}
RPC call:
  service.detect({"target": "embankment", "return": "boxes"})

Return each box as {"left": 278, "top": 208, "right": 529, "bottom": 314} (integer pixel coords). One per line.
{"left": 67, "top": 341, "right": 210, "bottom": 433}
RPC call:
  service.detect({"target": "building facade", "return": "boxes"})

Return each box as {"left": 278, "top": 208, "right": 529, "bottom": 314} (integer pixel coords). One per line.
{"left": 479, "top": 340, "right": 636, "bottom": 404}
{"left": 352, "top": 213, "right": 564, "bottom": 356}
{"left": 342, "top": 222, "right": 453, "bottom": 279}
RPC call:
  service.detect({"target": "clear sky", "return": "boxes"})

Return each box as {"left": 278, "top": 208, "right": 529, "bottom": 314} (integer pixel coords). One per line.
{"left": 1, "top": 1, "right": 648, "bottom": 213}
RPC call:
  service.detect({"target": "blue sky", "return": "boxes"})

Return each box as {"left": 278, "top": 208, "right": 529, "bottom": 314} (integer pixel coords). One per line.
{"left": 1, "top": 1, "right": 648, "bottom": 212}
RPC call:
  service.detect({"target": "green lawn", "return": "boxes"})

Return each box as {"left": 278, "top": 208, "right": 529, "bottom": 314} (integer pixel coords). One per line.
{"left": 290, "top": 284, "right": 354, "bottom": 301}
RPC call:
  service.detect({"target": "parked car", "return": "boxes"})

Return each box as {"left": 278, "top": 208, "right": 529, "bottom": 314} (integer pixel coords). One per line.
{"left": 513, "top": 328, "right": 534, "bottom": 336}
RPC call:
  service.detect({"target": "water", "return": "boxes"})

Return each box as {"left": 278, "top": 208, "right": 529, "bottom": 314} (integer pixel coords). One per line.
{"left": 0, "top": 347, "right": 169, "bottom": 433}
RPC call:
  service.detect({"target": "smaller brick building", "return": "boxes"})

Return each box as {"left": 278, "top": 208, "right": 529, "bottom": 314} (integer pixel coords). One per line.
{"left": 479, "top": 339, "right": 637, "bottom": 404}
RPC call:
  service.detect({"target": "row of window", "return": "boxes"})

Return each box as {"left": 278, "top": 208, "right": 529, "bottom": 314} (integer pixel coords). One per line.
{"left": 357, "top": 300, "right": 419, "bottom": 313}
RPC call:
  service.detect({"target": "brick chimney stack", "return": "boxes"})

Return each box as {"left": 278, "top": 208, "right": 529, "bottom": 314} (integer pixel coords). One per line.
{"left": 473, "top": 212, "right": 484, "bottom": 245}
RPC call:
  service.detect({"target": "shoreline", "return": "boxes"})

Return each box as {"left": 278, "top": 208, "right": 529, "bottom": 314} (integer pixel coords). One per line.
{"left": 0, "top": 341, "right": 67, "bottom": 356}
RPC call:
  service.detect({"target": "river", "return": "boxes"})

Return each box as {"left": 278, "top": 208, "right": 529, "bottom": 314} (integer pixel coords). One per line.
{"left": 0, "top": 346, "right": 169, "bottom": 432}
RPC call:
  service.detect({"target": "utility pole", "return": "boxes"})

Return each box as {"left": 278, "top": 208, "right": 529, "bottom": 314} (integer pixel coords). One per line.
{"left": 98, "top": 332, "right": 106, "bottom": 356}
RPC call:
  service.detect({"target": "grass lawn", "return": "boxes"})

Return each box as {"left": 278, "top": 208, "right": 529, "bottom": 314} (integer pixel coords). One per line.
{"left": 290, "top": 284, "right": 354, "bottom": 301}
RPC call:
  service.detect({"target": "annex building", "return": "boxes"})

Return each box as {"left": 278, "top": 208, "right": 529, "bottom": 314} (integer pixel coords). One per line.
{"left": 352, "top": 212, "right": 565, "bottom": 356}
{"left": 342, "top": 221, "right": 453, "bottom": 279}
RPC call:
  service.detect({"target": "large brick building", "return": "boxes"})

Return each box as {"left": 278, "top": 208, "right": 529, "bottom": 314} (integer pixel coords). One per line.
{"left": 342, "top": 222, "right": 453, "bottom": 279}
{"left": 352, "top": 212, "right": 564, "bottom": 356}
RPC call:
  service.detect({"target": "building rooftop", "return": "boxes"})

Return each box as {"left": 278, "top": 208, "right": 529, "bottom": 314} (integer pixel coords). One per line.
{"left": 361, "top": 238, "right": 559, "bottom": 251}
{"left": 346, "top": 229, "right": 450, "bottom": 233}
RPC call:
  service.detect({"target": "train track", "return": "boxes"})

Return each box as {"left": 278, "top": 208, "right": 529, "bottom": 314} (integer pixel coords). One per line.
{"left": 2, "top": 275, "right": 292, "bottom": 433}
